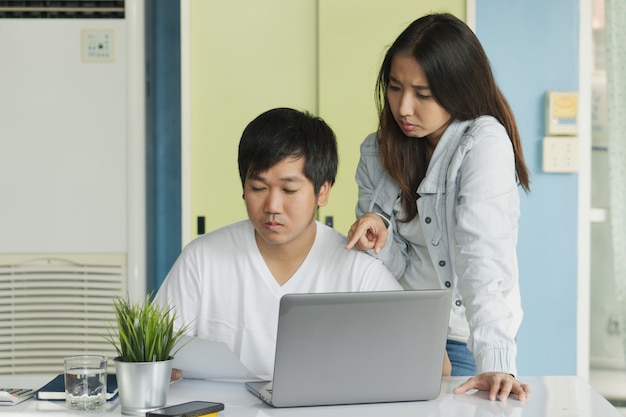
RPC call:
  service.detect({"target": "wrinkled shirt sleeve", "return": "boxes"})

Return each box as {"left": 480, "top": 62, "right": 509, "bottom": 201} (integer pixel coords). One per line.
{"left": 354, "top": 133, "right": 409, "bottom": 279}
{"left": 452, "top": 123, "right": 522, "bottom": 375}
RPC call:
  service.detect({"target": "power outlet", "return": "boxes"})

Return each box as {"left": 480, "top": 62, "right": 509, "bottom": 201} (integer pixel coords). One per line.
{"left": 81, "top": 29, "right": 115, "bottom": 62}
{"left": 542, "top": 136, "right": 579, "bottom": 173}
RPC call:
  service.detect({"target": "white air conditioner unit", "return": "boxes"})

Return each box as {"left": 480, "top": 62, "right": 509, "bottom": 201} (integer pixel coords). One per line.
{"left": 0, "top": 254, "right": 126, "bottom": 374}
{"left": 0, "top": 0, "right": 145, "bottom": 374}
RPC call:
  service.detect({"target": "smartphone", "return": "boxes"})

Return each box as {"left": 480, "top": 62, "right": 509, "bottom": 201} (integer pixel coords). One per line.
{"left": 146, "top": 401, "right": 225, "bottom": 417}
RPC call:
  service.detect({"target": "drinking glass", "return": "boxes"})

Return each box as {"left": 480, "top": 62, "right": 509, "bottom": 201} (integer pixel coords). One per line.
{"left": 64, "top": 355, "right": 107, "bottom": 410}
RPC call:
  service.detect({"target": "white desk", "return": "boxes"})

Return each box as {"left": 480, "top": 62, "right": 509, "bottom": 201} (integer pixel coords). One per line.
{"left": 2, "top": 375, "right": 622, "bottom": 417}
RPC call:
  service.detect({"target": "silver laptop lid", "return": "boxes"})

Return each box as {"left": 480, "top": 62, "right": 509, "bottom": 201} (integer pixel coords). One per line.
{"left": 270, "top": 289, "right": 451, "bottom": 407}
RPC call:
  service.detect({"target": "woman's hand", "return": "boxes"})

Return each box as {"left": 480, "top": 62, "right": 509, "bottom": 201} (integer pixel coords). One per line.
{"left": 453, "top": 372, "right": 530, "bottom": 401}
{"left": 346, "top": 212, "right": 389, "bottom": 254}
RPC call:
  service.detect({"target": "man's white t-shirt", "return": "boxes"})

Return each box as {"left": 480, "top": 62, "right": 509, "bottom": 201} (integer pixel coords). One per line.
{"left": 155, "top": 220, "right": 402, "bottom": 378}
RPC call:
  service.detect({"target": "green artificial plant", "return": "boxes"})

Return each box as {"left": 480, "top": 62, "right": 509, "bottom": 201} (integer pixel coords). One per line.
{"left": 105, "top": 293, "right": 189, "bottom": 362}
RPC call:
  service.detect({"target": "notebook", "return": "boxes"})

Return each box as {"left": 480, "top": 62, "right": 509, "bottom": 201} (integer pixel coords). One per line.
{"left": 36, "top": 373, "right": 118, "bottom": 401}
{"left": 246, "top": 289, "right": 451, "bottom": 407}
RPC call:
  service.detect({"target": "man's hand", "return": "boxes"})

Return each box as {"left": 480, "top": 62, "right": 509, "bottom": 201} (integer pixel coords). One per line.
{"left": 443, "top": 352, "right": 452, "bottom": 376}
{"left": 453, "top": 372, "right": 530, "bottom": 401}
{"left": 170, "top": 368, "right": 183, "bottom": 382}
{"left": 346, "top": 212, "right": 388, "bottom": 254}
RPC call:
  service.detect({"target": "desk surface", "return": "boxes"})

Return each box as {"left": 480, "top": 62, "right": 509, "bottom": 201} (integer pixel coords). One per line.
{"left": 2, "top": 375, "right": 622, "bottom": 417}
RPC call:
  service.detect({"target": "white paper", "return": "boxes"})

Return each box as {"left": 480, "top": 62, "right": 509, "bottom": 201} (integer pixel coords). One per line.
{"left": 172, "top": 335, "right": 259, "bottom": 381}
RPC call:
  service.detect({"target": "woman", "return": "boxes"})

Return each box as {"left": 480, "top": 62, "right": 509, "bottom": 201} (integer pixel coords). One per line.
{"left": 346, "top": 13, "right": 530, "bottom": 401}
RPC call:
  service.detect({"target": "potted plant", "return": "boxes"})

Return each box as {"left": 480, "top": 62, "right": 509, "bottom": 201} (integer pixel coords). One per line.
{"left": 105, "top": 293, "right": 189, "bottom": 416}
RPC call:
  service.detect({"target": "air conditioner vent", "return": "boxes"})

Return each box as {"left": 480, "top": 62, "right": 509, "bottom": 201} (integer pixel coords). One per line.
{"left": 0, "top": 1, "right": 124, "bottom": 19}
{"left": 0, "top": 254, "right": 126, "bottom": 375}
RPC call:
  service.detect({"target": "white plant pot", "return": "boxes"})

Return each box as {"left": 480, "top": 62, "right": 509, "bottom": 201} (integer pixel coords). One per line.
{"left": 113, "top": 357, "right": 173, "bottom": 415}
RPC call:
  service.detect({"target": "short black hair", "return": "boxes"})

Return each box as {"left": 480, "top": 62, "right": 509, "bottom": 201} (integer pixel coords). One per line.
{"left": 237, "top": 108, "right": 338, "bottom": 194}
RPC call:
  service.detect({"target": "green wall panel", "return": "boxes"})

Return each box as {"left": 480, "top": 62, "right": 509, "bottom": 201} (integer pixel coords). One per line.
{"left": 189, "top": 0, "right": 318, "bottom": 238}
{"left": 188, "top": 0, "right": 465, "bottom": 238}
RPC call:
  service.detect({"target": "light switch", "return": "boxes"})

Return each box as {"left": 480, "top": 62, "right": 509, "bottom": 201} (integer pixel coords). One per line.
{"left": 542, "top": 136, "right": 579, "bottom": 173}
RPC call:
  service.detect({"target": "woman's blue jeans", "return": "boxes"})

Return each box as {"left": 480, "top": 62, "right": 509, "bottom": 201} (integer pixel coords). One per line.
{"left": 446, "top": 340, "right": 476, "bottom": 376}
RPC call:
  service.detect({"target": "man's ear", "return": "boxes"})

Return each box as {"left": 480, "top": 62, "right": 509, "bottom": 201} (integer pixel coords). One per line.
{"left": 317, "top": 181, "right": 331, "bottom": 207}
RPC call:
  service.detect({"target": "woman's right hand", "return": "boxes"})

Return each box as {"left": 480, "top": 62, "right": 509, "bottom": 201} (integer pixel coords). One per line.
{"left": 346, "top": 212, "right": 389, "bottom": 254}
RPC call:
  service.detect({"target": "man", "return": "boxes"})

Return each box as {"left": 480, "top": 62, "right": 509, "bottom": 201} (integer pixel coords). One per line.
{"left": 155, "top": 108, "right": 444, "bottom": 378}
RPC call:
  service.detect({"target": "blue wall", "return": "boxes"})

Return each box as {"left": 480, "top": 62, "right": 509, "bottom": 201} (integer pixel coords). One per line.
{"left": 476, "top": 0, "right": 580, "bottom": 375}
{"left": 147, "top": 0, "right": 182, "bottom": 293}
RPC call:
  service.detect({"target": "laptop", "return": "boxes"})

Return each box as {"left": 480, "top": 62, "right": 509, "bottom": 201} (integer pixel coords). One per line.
{"left": 246, "top": 289, "right": 451, "bottom": 407}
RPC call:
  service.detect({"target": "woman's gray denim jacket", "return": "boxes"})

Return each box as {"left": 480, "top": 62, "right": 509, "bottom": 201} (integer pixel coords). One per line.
{"left": 355, "top": 116, "right": 523, "bottom": 375}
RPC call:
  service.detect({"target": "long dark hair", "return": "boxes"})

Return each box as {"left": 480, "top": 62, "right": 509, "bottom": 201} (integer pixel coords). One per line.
{"left": 376, "top": 13, "right": 530, "bottom": 221}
